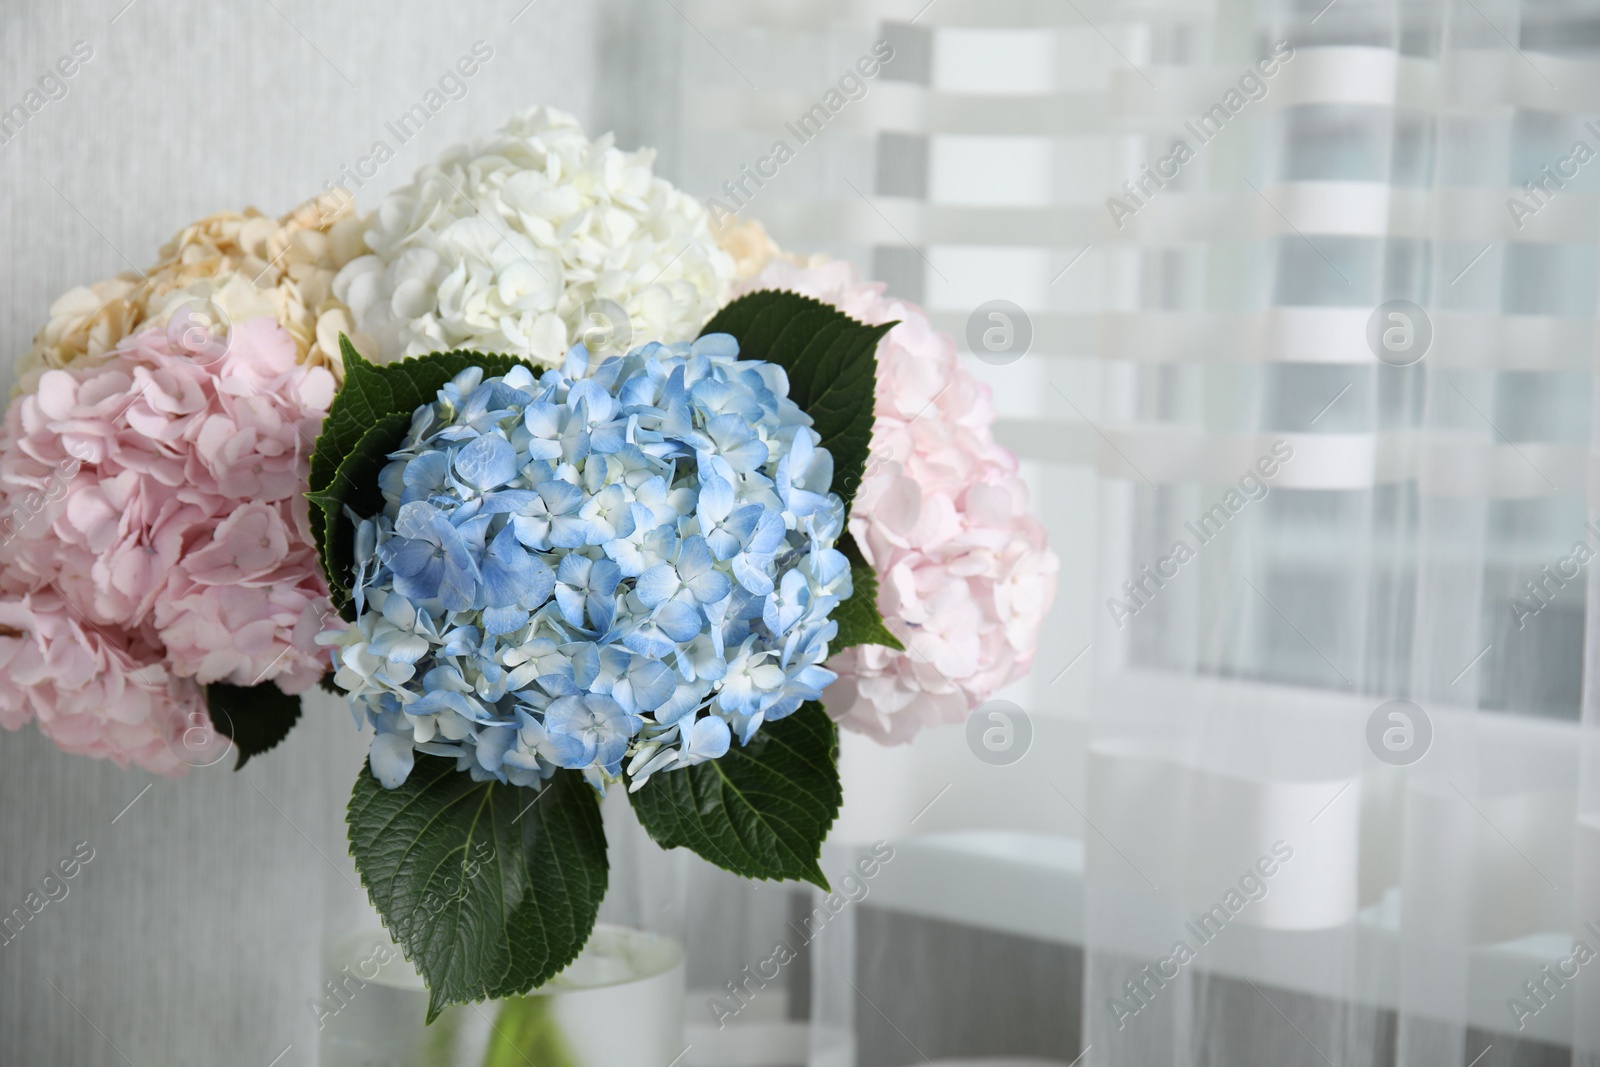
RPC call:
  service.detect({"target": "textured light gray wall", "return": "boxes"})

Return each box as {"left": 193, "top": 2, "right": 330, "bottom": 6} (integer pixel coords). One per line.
{"left": 0, "top": 3, "right": 599, "bottom": 1064}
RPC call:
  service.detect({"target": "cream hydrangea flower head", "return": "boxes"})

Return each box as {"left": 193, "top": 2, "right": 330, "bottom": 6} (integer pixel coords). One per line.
{"left": 709, "top": 214, "right": 830, "bottom": 281}
{"left": 711, "top": 215, "right": 782, "bottom": 280}
{"left": 333, "top": 106, "right": 735, "bottom": 367}
{"left": 15, "top": 191, "right": 370, "bottom": 395}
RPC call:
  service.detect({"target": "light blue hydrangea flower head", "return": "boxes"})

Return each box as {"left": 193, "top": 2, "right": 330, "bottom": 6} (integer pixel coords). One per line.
{"left": 325, "top": 337, "right": 849, "bottom": 792}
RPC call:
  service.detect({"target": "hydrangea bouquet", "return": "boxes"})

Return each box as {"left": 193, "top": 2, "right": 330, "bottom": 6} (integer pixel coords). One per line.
{"left": 305, "top": 278, "right": 892, "bottom": 1012}
{"left": 0, "top": 105, "right": 1056, "bottom": 1019}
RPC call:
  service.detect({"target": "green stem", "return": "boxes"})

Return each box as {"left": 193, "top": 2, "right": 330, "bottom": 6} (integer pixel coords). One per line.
{"left": 481, "top": 996, "right": 580, "bottom": 1067}
{"left": 418, "top": 1007, "right": 462, "bottom": 1066}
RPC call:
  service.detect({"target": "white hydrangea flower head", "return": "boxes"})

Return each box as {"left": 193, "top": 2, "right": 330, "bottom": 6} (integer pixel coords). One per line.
{"left": 334, "top": 106, "right": 736, "bottom": 367}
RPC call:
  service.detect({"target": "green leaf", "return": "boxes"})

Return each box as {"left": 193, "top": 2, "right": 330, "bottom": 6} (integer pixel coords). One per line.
{"left": 628, "top": 702, "right": 841, "bottom": 888}
{"left": 308, "top": 337, "right": 533, "bottom": 566}
{"left": 821, "top": 532, "right": 905, "bottom": 656}
{"left": 830, "top": 539, "right": 905, "bottom": 654}
{"left": 347, "top": 761, "right": 608, "bottom": 1023}
{"left": 311, "top": 411, "right": 411, "bottom": 619}
{"left": 699, "top": 291, "right": 894, "bottom": 509}
{"left": 204, "top": 682, "right": 303, "bottom": 770}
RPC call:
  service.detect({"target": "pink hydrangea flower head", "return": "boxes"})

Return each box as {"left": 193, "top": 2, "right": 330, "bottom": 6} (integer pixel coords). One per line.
{"left": 0, "top": 591, "right": 203, "bottom": 776}
{"left": 0, "top": 316, "right": 340, "bottom": 768}
{"left": 737, "top": 259, "right": 1059, "bottom": 744}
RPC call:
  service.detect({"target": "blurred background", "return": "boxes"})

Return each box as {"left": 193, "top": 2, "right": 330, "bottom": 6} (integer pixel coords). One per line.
{"left": 5, "top": 0, "right": 1600, "bottom": 1065}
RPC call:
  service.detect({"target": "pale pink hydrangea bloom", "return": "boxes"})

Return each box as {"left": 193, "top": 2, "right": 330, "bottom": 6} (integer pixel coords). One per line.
{"left": 0, "top": 318, "right": 337, "bottom": 773}
{"left": 737, "top": 260, "right": 1059, "bottom": 744}
{"left": 0, "top": 591, "right": 198, "bottom": 776}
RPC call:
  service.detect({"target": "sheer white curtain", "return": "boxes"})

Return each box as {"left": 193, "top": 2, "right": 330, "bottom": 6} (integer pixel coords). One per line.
{"left": 1087, "top": 0, "right": 1600, "bottom": 1064}
{"left": 636, "top": 0, "right": 1600, "bottom": 1062}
